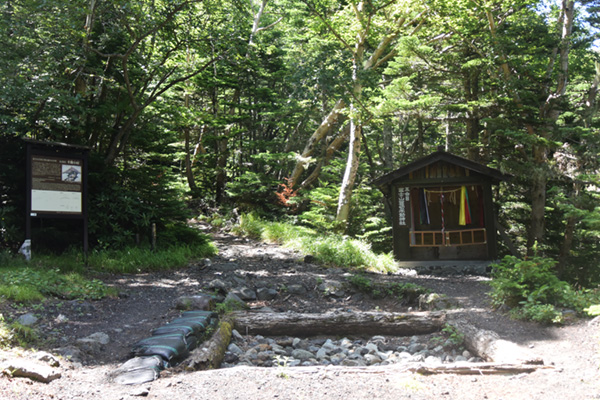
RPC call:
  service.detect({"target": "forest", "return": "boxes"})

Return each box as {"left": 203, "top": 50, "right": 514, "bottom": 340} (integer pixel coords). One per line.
{"left": 0, "top": 0, "right": 599, "bottom": 299}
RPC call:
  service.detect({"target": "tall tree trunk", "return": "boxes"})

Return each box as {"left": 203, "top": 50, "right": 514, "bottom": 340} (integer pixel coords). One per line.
{"left": 485, "top": 2, "right": 574, "bottom": 255}
{"left": 558, "top": 182, "right": 581, "bottom": 277}
{"left": 214, "top": 0, "right": 280, "bottom": 204}
{"left": 336, "top": 108, "right": 362, "bottom": 224}
{"left": 463, "top": 65, "right": 481, "bottom": 161}
{"left": 382, "top": 119, "right": 394, "bottom": 170}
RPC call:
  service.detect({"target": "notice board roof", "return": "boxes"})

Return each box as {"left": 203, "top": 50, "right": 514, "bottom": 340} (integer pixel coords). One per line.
{"left": 23, "top": 138, "right": 90, "bottom": 152}
{"left": 372, "top": 149, "right": 509, "bottom": 187}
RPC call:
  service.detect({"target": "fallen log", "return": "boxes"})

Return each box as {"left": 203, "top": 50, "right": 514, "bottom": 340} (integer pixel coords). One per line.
{"left": 448, "top": 318, "right": 543, "bottom": 365}
{"left": 231, "top": 311, "right": 446, "bottom": 337}
{"left": 280, "top": 361, "right": 552, "bottom": 376}
{"left": 183, "top": 317, "right": 232, "bottom": 371}
{"left": 411, "top": 362, "right": 551, "bottom": 375}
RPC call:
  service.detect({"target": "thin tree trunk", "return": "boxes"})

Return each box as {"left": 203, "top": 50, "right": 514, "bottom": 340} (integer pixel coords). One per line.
{"left": 382, "top": 119, "right": 394, "bottom": 170}
{"left": 336, "top": 110, "right": 362, "bottom": 224}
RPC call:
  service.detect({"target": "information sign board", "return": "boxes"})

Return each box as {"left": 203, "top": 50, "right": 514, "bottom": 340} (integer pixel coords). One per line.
{"left": 31, "top": 155, "right": 83, "bottom": 214}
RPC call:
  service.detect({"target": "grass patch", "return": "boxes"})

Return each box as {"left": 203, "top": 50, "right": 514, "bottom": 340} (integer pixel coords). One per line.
{"left": 233, "top": 213, "right": 398, "bottom": 273}
{"left": 0, "top": 266, "right": 116, "bottom": 301}
{"left": 0, "top": 315, "right": 39, "bottom": 348}
{"left": 87, "top": 242, "right": 217, "bottom": 273}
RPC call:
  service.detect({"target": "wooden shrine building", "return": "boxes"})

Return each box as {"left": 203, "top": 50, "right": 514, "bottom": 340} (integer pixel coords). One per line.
{"left": 373, "top": 149, "right": 508, "bottom": 261}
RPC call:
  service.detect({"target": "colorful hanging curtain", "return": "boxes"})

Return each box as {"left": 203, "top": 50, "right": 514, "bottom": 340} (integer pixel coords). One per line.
{"left": 418, "top": 188, "right": 430, "bottom": 225}
{"left": 459, "top": 186, "right": 472, "bottom": 226}
{"left": 477, "top": 186, "right": 485, "bottom": 227}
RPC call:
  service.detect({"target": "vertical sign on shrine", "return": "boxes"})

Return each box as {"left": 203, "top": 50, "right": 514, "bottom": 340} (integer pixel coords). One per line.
{"left": 397, "top": 187, "right": 410, "bottom": 226}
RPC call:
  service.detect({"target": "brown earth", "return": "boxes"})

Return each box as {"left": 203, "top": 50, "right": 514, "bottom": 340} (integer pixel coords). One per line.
{"left": 0, "top": 228, "right": 598, "bottom": 400}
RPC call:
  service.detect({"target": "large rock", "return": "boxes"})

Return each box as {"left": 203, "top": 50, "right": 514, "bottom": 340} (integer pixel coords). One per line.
{"left": 206, "top": 279, "right": 230, "bottom": 293}
{"left": 1, "top": 359, "right": 61, "bottom": 383}
{"left": 16, "top": 313, "right": 38, "bottom": 326}
{"left": 231, "top": 287, "right": 257, "bottom": 301}
{"left": 76, "top": 332, "right": 110, "bottom": 356}
{"left": 108, "top": 356, "right": 164, "bottom": 385}
{"left": 175, "top": 294, "right": 215, "bottom": 311}
{"left": 223, "top": 292, "right": 248, "bottom": 310}
{"left": 287, "top": 284, "right": 307, "bottom": 295}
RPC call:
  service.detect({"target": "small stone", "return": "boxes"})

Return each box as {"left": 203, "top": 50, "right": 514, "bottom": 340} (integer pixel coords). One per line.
{"left": 462, "top": 350, "right": 472, "bottom": 359}
{"left": 223, "top": 292, "right": 247, "bottom": 310}
{"left": 207, "top": 279, "right": 229, "bottom": 292}
{"left": 85, "top": 332, "right": 110, "bottom": 345}
{"left": 364, "top": 354, "right": 382, "bottom": 365}
{"left": 287, "top": 284, "right": 307, "bottom": 295}
{"left": 455, "top": 356, "right": 468, "bottom": 362}
{"left": 232, "top": 287, "right": 257, "bottom": 301}
{"left": 342, "top": 359, "right": 364, "bottom": 367}
{"left": 55, "top": 314, "right": 68, "bottom": 323}
{"left": 425, "top": 356, "right": 442, "bottom": 365}
{"left": 16, "top": 313, "right": 38, "bottom": 326}
{"left": 53, "top": 346, "right": 84, "bottom": 363}
{"left": 228, "top": 343, "right": 243, "bottom": 355}
{"left": 408, "top": 343, "right": 425, "bottom": 354}
{"left": 365, "top": 343, "right": 379, "bottom": 354}
{"left": 330, "top": 353, "right": 346, "bottom": 365}
{"left": 291, "top": 349, "right": 314, "bottom": 361}
{"left": 35, "top": 352, "right": 60, "bottom": 367}
{"left": 175, "top": 294, "right": 215, "bottom": 311}
{"left": 256, "top": 288, "right": 278, "bottom": 301}
{"left": 231, "top": 329, "right": 245, "bottom": 342}
{"left": 316, "top": 348, "right": 329, "bottom": 360}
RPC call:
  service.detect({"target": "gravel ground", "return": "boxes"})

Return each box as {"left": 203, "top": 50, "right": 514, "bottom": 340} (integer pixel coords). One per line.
{"left": 0, "top": 230, "right": 598, "bottom": 400}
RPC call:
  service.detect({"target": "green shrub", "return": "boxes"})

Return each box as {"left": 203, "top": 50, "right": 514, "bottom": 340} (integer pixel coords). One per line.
{"left": 489, "top": 255, "right": 596, "bottom": 324}
{"left": 514, "top": 302, "right": 564, "bottom": 324}
{"left": 490, "top": 256, "right": 571, "bottom": 308}
{"left": 231, "top": 212, "right": 264, "bottom": 239}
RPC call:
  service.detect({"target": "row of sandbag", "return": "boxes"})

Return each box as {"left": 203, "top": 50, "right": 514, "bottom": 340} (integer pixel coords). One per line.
{"left": 132, "top": 310, "right": 217, "bottom": 363}
{"left": 111, "top": 310, "right": 217, "bottom": 385}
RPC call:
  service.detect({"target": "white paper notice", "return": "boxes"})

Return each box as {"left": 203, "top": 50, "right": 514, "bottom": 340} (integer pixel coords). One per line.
{"left": 31, "top": 190, "right": 82, "bottom": 213}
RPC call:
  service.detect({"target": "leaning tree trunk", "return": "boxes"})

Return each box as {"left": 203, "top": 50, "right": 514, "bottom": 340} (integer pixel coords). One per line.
{"left": 289, "top": 99, "right": 346, "bottom": 188}
{"left": 184, "top": 318, "right": 233, "bottom": 371}
{"left": 448, "top": 318, "right": 542, "bottom": 365}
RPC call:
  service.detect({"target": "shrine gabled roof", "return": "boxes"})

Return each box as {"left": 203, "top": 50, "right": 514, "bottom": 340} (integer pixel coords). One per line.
{"left": 372, "top": 150, "right": 509, "bottom": 187}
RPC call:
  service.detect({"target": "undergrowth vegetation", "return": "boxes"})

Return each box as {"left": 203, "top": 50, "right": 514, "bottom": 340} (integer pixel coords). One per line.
{"left": 232, "top": 213, "right": 398, "bottom": 273}
{"left": 490, "top": 256, "right": 600, "bottom": 324}
{"left": 0, "top": 235, "right": 217, "bottom": 303}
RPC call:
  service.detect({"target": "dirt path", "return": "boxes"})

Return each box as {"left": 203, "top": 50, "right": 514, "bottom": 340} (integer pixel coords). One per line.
{"left": 0, "top": 231, "right": 598, "bottom": 399}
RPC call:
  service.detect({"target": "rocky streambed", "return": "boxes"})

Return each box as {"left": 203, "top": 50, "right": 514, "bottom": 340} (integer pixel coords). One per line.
{"left": 222, "top": 330, "right": 481, "bottom": 369}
